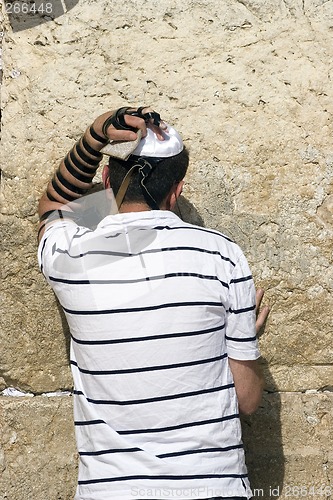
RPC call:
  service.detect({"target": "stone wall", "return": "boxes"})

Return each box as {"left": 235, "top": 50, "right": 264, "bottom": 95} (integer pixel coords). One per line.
{"left": 0, "top": 0, "right": 332, "bottom": 498}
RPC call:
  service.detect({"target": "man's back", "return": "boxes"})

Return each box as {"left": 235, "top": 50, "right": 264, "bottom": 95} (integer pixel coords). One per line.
{"left": 38, "top": 210, "right": 259, "bottom": 500}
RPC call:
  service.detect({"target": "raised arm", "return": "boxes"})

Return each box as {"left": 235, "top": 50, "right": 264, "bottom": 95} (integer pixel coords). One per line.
{"left": 38, "top": 107, "right": 164, "bottom": 242}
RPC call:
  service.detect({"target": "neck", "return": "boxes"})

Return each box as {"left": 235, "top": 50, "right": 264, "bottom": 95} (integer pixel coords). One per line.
{"left": 118, "top": 202, "right": 154, "bottom": 213}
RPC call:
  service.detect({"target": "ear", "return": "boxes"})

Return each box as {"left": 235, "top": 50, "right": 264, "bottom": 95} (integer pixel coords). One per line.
{"left": 102, "top": 165, "right": 110, "bottom": 188}
{"left": 175, "top": 180, "right": 184, "bottom": 199}
{"left": 167, "top": 180, "right": 184, "bottom": 210}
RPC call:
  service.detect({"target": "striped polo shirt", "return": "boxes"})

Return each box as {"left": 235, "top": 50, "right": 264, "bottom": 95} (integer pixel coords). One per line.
{"left": 38, "top": 210, "right": 260, "bottom": 500}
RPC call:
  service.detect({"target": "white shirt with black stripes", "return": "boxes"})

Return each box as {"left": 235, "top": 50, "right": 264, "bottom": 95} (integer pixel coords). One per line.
{"left": 38, "top": 210, "right": 260, "bottom": 500}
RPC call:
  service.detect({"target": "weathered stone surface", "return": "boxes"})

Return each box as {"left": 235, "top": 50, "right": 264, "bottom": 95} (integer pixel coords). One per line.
{"left": 0, "top": 395, "right": 77, "bottom": 500}
{"left": 1, "top": 0, "right": 333, "bottom": 393}
{"left": 1, "top": 0, "right": 333, "bottom": 497}
{"left": 263, "top": 364, "right": 333, "bottom": 393}
{"left": 0, "top": 393, "right": 332, "bottom": 500}
{"left": 1, "top": 0, "right": 333, "bottom": 392}
{"left": 242, "top": 392, "right": 333, "bottom": 499}
{"left": 0, "top": 213, "right": 72, "bottom": 392}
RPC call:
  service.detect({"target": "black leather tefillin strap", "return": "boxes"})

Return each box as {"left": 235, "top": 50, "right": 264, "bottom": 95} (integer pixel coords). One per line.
{"left": 102, "top": 106, "right": 162, "bottom": 137}
{"left": 135, "top": 106, "right": 162, "bottom": 126}
{"left": 115, "top": 157, "right": 160, "bottom": 210}
{"left": 137, "top": 158, "right": 159, "bottom": 210}
{"left": 39, "top": 209, "right": 80, "bottom": 223}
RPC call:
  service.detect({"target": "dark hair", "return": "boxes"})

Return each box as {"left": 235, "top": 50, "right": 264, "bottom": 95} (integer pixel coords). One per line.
{"left": 107, "top": 147, "right": 189, "bottom": 206}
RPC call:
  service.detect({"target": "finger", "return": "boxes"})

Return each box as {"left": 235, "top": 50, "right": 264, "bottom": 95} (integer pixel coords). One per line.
{"left": 104, "top": 108, "right": 167, "bottom": 141}
{"left": 141, "top": 107, "right": 167, "bottom": 128}
{"left": 256, "top": 305, "right": 270, "bottom": 335}
{"left": 105, "top": 128, "right": 139, "bottom": 142}
{"left": 148, "top": 123, "right": 167, "bottom": 141}
{"left": 104, "top": 113, "right": 147, "bottom": 141}
{"left": 157, "top": 120, "right": 168, "bottom": 130}
{"left": 123, "top": 115, "right": 148, "bottom": 136}
{"left": 256, "top": 288, "right": 265, "bottom": 312}
{"left": 139, "top": 107, "right": 168, "bottom": 137}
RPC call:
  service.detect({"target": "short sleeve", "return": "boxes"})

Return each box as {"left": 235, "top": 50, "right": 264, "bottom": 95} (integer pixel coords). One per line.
{"left": 37, "top": 219, "right": 80, "bottom": 280}
{"left": 225, "top": 252, "right": 260, "bottom": 360}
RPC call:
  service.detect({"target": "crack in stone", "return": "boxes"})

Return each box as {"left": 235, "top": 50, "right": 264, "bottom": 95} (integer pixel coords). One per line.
{"left": 235, "top": 0, "right": 261, "bottom": 21}
{"left": 1, "top": 387, "right": 73, "bottom": 397}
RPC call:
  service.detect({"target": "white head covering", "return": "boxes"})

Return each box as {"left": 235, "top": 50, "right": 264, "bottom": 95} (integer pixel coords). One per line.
{"left": 132, "top": 123, "right": 183, "bottom": 158}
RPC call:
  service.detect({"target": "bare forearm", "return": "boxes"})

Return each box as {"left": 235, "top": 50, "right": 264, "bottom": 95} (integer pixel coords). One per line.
{"left": 38, "top": 122, "right": 109, "bottom": 217}
{"left": 228, "top": 358, "right": 264, "bottom": 415}
{"left": 37, "top": 107, "right": 161, "bottom": 240}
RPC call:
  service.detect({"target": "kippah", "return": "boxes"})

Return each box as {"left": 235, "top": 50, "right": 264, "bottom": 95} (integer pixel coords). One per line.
{"left": 131, "top": 123, "right": 183, "bottom": 158}
{"left": 101, "top": 123, "right": 183, "bottom": 161}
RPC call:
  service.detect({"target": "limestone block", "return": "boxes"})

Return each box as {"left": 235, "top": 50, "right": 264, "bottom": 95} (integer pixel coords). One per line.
{"left": 242, "top": 392, "right": 333, "bottom": 500}
{"left": 1, "top": 392, "right": 332, "bottom": 500}
{"left": 0, "top": 0, "right": 333, "bottom": 396}
{"left": 1, "top": 2, "right": 333, "bottom": 497}
{"left": 263, "top": 364, "right": 333, "bottom": 393}
{"left": 0, "top": 395, "right": 77, "bottom": 500}
{"left": 0, "top": 213, "right": 72, "bottom": 393}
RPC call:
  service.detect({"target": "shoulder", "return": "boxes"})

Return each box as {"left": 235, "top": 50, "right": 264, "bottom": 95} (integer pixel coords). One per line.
{"left": 37, "top": 219, "right": 91, "bottom": 271}
{"left": 176, "top": 219, "right": 245, "bottom": 259}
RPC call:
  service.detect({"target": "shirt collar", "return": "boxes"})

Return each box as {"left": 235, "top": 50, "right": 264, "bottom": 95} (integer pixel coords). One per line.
{"left": 97, "top": 210, "right": 181, "bottom": 229}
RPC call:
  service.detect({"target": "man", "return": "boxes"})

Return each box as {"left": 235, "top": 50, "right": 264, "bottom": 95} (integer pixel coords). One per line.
{"left": 38, "top": 106, "right": 268, "bottom": 500}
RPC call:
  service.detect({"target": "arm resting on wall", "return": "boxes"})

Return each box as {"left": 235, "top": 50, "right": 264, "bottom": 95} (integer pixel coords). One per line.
{"left": 229, "top": 287, "right": 269, "bottom": 415}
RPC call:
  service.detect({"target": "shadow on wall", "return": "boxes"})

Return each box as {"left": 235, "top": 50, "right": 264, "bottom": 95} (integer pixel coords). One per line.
{"left": 55, "top": 193, "right": 284, "bottom": 498}
{"left": 4, "top": 0, "right": 79, "bottom": 32}
{"left": 241, "top": 363, "right": 284, "bottom": 498}
{"left": 56, "top": 297, "right": 71, "bottom": 366}
{"left": 179, "top": 196, "right": 285, "bottom": 499}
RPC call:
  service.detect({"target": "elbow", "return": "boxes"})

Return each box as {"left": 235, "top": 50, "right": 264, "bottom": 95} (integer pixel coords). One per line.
{"left": 238, "top": 385, "right": 264, "bottom": 415}
{"left": 239, "top": 399, "right": 261, "bottom": 415}
{"left": 229, "top": 358, "right": 265, "bottom": 415}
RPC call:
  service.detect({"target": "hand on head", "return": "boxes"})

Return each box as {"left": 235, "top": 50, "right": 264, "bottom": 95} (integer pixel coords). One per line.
{"left": 94, "top": 106, "right": 167, "bottom": 144}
